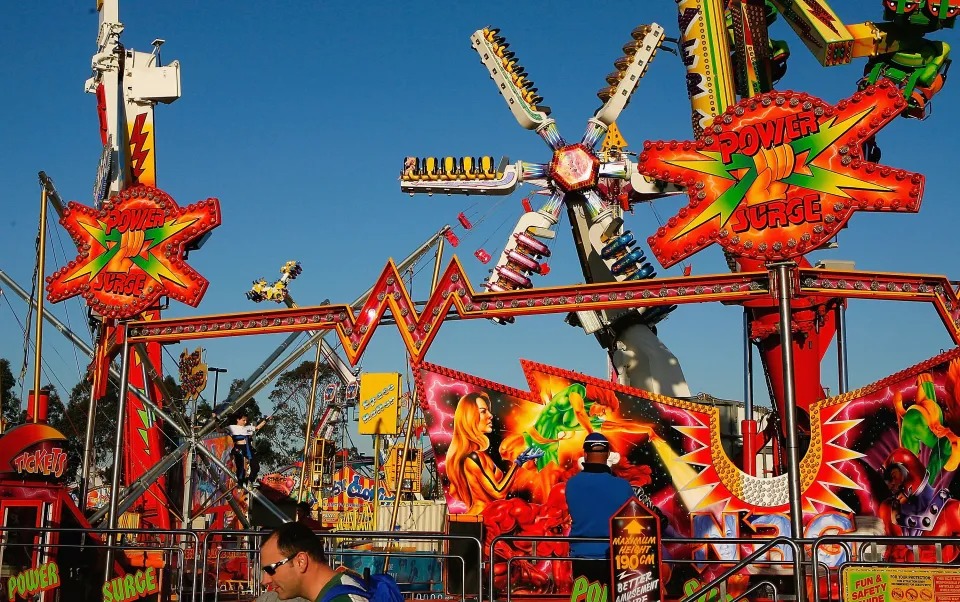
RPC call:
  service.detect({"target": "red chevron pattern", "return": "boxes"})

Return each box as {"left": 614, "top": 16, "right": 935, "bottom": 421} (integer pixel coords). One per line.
{"left": 124, "top": 258, "right": 960, "bottom": 365}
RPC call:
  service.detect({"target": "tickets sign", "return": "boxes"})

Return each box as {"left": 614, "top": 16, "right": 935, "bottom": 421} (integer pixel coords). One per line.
{"left": 610, "top": 498, "right": 663, "bottom": 602}
{"left": 46, "top": 185, "right": 220, "bottom": 319}
{"left": 636, "top": 81, "right": 922, "bottom": 267}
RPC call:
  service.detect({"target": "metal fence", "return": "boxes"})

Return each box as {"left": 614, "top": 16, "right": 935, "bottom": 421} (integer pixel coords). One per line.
{"left": 2, "top": 525, "right": 957, "bottom": 601}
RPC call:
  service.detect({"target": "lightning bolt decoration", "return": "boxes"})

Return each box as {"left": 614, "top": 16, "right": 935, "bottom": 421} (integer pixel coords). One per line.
{"left": 46, "top": 184, "right": 220, "bottom": 319}
{"left": 127, "top": 258, "right": 772, "bottom": 362}
{"left": 136, "top": 406, "right": 156, "bottom": 449}
{"left": 768, "top": 0, "right": 854, "bottom": 65}
{"left": 637, "top": 81, "right": 923, "bottom": 268}
{"left": 127, "top": 112, "right": 154, "bottom": 186}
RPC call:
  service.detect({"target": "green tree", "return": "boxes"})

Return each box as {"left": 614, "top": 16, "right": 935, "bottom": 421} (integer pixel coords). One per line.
{"left": 264, "top": 360, "right": 337, "bottom": 471}
{"left": 61, "top": 380, "right": 120, "bottom": 486}
{"left": 44, "top": 385, "right": 87, "bottom": 486}
{"left": 214, "top": 378, "right": 281, "bottom": 471}
{"left": 0, "top": 358, "right": 21, "bottom": 428}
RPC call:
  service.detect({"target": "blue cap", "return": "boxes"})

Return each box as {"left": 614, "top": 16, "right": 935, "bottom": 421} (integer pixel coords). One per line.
{"left": 583, "top": 432, "right": 610, "bottom": 452}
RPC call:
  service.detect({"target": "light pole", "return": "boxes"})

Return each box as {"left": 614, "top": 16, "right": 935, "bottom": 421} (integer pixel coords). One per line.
{"left": 208, "top": 367, "right": 228, "bottom": 407}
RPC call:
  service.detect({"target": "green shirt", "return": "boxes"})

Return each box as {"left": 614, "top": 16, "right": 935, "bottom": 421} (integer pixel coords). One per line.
{"left": 314, "top": 569, "right": 369, "bottom": 602}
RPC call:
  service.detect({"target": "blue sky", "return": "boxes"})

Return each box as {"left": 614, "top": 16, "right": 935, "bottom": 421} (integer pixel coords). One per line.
{"left": 1, "top": 1, "right": 958, "bottom": 428}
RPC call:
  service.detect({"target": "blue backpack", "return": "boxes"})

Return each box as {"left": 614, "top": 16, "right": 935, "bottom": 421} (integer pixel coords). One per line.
{"left": 320, "top": 572, "right": 404, "bottom": 602}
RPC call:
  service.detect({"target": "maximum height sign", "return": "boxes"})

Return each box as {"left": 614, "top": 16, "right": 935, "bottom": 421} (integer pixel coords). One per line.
{"left": 610, "top": 498, "right": 664, "bottom": 602}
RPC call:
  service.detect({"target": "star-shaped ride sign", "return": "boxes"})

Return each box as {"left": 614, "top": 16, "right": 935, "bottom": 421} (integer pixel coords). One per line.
{"left": 636, "top": 80, "right": 924, "bottom": 268}
{"left": 46, "top": 185, "right": 221, "bottom": 319}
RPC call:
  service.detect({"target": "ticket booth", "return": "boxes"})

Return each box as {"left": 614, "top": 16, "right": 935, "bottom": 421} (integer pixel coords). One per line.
{"left": 0, "top": 420, "right": 96, "bottom": 601}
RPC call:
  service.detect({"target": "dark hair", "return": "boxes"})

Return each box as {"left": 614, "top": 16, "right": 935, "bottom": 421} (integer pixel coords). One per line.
{"left": 266, "top": 521, "right": 326, "bottom": 563}
{"left": 232, "top": 413, "right": 247, "bottom": 424}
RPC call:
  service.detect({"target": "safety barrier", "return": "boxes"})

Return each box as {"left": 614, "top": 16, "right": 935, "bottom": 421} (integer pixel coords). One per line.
{"left": 0, "top": 526, "right": 199, "bottom": 602}
{"left": 198, "top": 528, "right": 481, "bottom": 602}
{"left": 811, "top": 534, "right": 960, "bottom": 602}
{"left": 489, "top": 534, "right": 802, "bottom": 602}
{"left": 2, "top": 525, "right": 957, "bottom": 601}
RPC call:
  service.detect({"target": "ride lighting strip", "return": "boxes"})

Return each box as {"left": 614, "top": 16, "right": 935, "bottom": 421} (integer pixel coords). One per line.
{"left": 124, "top": 258, "right": 960, "bottom": 364}
{"left": 125, "top": 257, "right": 768, "bottom": 363}
{"left": 801, "top": 268, "right": 960, "bottom": 334}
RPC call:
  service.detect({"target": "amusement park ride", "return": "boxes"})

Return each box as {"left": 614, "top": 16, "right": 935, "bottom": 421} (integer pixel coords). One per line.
{"left": 4, "top": 0, "right": 960, "bottom": 601}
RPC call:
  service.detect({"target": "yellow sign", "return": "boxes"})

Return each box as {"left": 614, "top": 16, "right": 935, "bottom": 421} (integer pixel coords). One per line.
{"left": 600, "top": 122, "right": 628, "bottom": 153}
{"left": 841, "top": 565, "right": 960, "bottom": 602}
{"left": 358, "top": 373, "right": 401, "bottom": 435}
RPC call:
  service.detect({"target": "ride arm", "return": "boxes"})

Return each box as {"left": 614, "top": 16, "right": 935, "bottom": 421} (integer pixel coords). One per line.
{"left": 399, "top": 155, "right": 523, "bottom": 195}
{"left": 766, "top": 0, "right": 857, "bottom": 66}
{"left": 470, "top": 27, "right": 551, "bottom": 130}
{"left": 590, "top": 23, "right": 666, "bottom": 129}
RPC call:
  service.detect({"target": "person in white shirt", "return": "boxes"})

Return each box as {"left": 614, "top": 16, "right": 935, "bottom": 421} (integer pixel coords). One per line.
{"left": 228, "top": 413, "right": 270, "bottom": 488}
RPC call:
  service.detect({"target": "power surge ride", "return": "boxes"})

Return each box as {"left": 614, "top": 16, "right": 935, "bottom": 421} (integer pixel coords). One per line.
{"left": 5, "top": 1, "right": 960, "bottom": 602}
{"left": 392, "top": 0, "right": 960, "bottom": 600}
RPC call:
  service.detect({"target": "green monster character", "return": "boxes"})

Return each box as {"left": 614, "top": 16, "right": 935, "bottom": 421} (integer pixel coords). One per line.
{"left": 863, "top": 0, "right": 958, "bottom": 118}
{"left": 519, "top": 383, "right": 620, "bottom": 470}
{"left": 895, "top": 362, "right": 960, "bottom": 481}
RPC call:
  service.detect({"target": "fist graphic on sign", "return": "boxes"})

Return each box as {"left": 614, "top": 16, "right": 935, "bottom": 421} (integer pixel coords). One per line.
{"left": 106, "top": 229, "right": 147, "bottom": 273}
{"left": 745, "top": 144, "right": 796, "bottom": 207}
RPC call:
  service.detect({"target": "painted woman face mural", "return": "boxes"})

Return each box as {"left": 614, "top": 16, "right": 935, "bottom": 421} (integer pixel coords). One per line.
{"left": 445, "top": 392, "right": 542, "bottom": 514}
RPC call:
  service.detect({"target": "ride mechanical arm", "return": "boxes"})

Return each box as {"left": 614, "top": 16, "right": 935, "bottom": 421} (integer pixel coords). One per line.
{"left": 400, "top": 24, "right": 691, "bottom": 396}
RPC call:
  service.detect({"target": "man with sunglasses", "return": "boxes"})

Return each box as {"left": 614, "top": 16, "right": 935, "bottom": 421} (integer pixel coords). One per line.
{"left": 260, "top": 522, "right": 370, "bottom": 601}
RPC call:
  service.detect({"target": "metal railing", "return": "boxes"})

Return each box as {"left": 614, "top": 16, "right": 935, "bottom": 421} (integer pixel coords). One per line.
{"left": 3, "top": 524, "right": 959, "bottom": 601}
{"left": 0, "top": 526, "right": 200, "bottom": 602}
{"left": 811, "top": 534, "right": 960, "bottom": 602}
{"left": 197, "top": 528, "right": 481, "bottom": 602}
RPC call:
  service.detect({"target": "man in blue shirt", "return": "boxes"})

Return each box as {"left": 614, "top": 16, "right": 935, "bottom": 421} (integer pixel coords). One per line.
{"left": 565, "top": 432, "right": 636, "bottom": 589}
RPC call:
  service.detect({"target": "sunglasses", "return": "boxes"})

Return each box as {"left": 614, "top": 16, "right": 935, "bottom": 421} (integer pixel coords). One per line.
{"left": 262, "top": 553, "right": 297, "bottom": 576}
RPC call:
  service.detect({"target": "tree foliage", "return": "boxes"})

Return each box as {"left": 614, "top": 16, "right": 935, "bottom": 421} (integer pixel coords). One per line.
{"left": 60, "top": 379, "right": 119, "bottom": 486}
{"left": 263, "top": 360, "right": 337, "bottom": 471}
{"left": 213, "top": 378, "right": 280, "bottom": 470}
{"left": 1, "top": 358, "right": 20, "bottom": 428}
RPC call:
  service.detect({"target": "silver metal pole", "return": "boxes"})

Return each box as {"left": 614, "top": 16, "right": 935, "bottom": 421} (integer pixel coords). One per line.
{"left": 743, "top": 310, "right": 754, "bottom": 421}
{"left": 182, "top": 412, "right": 195, "bottom": 530}
{"left": 837, "top": 302, "right": 849, "bottom": 394}
{"left": 297, "top": 342, "right": 325, "bottom": 503}
{"left": 771, "top": 262, "right": 804, "bottom": 543}
{"left": 79, "top": 327, "right": 103, "bottom": 507}
{"left": 104, "top": 325, "right": 131, "bottom": 582}
{"left": 89, "top": 441, "right": 187, "bottom": 525}
{"left": 430, "top": 238, "right": 446, "bottom": 293}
